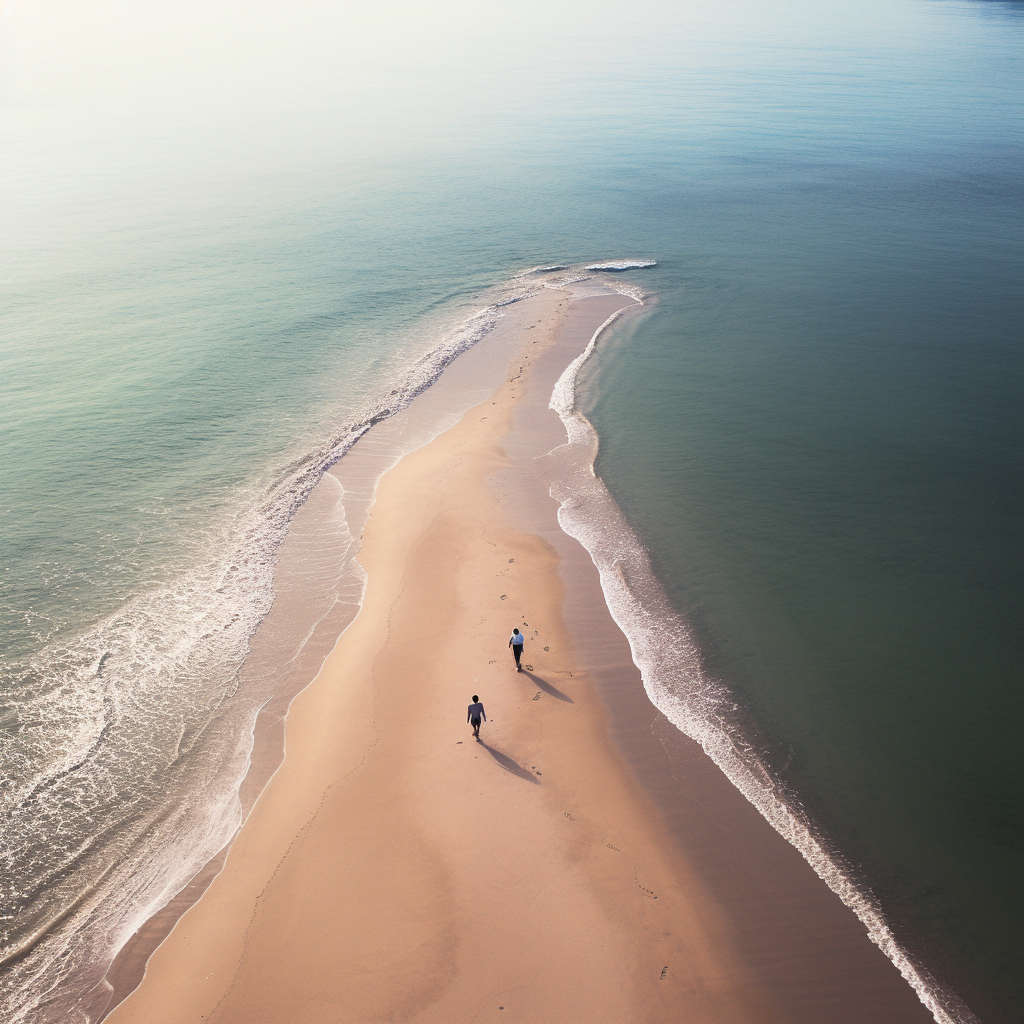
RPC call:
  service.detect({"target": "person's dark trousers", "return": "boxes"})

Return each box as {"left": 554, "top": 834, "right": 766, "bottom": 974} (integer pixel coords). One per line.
{"left": 513, "top": 644, "right": 523, "bottom": 666}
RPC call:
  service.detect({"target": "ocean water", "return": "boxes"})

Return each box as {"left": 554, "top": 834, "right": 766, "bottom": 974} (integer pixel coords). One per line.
{"left": 1, "top": 0, "right": 1020, "bottom": 1021}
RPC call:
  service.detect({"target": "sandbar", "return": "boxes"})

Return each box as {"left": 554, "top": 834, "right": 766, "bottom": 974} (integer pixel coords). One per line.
{"left": 104, "top": 284, "right": 931, "bottom": 1023}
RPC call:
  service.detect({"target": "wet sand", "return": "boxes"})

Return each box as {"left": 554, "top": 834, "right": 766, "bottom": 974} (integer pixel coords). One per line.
{"left": 103, "top": 284, "right": 932, "bottom": 1023}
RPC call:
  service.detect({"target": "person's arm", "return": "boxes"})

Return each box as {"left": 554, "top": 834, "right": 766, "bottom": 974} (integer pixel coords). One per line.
{"left": 508, "top": 636, "right": 512, "bottom": 647}
{"left": 480, "top": 705, "right": 486, "bottom": 721}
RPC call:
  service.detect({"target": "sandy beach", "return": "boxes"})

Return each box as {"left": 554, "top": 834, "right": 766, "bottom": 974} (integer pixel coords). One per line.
{"left": 103, "top": 287, "right": 932, "bottom": 1024}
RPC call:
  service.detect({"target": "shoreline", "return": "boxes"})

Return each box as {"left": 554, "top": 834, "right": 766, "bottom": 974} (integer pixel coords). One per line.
{"left": 491, "top": 290, "right": 934, "bottom": 1023}
{"left": 106, "top": 284, "right": 782, "bottom": 1023}
{"left": 92, "top": 281, "right": 568, "bottom": 1021}
{"left": 542, "top": 298, "right": 968, "bottom": 1023}
{"left": 101, "top": 280, "right": 935, "bottom": 1023}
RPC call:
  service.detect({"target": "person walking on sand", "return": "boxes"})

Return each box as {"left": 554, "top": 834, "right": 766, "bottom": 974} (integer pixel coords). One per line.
{"left": 509, "top": 628, "right": 525, "bottom": 670}
{"left": 467, "top": 696, "right": 486, "bottom": 740}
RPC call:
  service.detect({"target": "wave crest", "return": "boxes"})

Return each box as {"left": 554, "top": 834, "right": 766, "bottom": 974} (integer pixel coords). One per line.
{"left": 585, "top": 260, "right": 658, "bottom": 271}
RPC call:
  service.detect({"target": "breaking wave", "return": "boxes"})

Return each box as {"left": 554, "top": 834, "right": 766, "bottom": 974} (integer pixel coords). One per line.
{"left": 586, "top": 260, "right": 658, "bottom": 271}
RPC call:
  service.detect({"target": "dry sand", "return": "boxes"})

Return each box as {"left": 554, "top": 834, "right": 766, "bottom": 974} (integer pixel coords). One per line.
{"left": 104, "top": 287, "right": 932, "bottom": 1023}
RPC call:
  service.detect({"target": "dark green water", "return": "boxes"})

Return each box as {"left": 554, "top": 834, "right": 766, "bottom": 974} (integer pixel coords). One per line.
{"left": 580, "top": 71, "right": 1023, "bottom": 1024}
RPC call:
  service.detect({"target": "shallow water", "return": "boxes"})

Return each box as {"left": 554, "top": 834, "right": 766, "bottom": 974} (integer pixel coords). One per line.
{"left": 1, "top": 0, "right": 1020, "bottom": 1019}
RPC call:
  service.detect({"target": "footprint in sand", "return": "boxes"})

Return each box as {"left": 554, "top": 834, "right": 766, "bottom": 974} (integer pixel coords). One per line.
{"left": 634, "top": 867, "right": 658, "bottom": 898}
{"left": 500, "top": 594, "right": 507, "bottom": 600}
{"left": 508, "top": 558, "right": 514, "bottom": 563}
{"left": 661, "top": 967, "right": 669, "bottom": 981}
{"left": 532, "top": 692, "right": 541, "bottom": 701}
{"left": 564, "top": 812, "right": 574, "bottom": 820}
{"left": 543, "top": 646, "right": 549, "bottom": 651}
{"left": 524, "top": 664, "right": 533, "bottom": 671}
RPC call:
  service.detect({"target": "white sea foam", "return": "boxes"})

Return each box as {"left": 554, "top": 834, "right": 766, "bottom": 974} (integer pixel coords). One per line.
{"left": 0, "top": 284, "right": 522, "bottom": 1024}
{"left": 585, "top": 259, "right": 658, "bottom": 271}
{"left": 547, "top": 308, "right": 978, "bottom": 1024}
{"left": 608, "top": 281, "right": 647, "bottom": 303}
{"left": 544, "top": 273, "right": 592, "bottom": 288}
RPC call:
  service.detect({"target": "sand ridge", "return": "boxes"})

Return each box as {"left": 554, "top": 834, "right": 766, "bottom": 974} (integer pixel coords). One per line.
{"left": 105, "top": 290, "right": 776, "bottom": 1023}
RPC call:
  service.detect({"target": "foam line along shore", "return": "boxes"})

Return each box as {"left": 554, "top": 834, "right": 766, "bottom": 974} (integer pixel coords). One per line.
{"left": 0, "top": 269, "right": 598, "bottom": 1023}
{"left": 542, "top": 291, "right": 977, "bottom": 1024}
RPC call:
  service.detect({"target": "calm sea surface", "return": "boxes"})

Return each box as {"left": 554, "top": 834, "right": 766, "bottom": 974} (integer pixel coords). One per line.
{"left": 1, "top": 1, "right": 1020, "bottom": 1020}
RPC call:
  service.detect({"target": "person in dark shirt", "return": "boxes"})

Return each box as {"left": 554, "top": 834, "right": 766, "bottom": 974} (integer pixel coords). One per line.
{"left": 467, "top": 695, "right": 486, "bottom": 739}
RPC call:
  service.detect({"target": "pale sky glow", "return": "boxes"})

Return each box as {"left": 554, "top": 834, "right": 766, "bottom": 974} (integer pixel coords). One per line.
{"left": 0, "top": 0, "right": 951, "bottom": 233}
{"left": 2, "top": 0, "right": 903, "bottom": 113}
{"left": 2, "top": 0, "right": 719, "bottom": 187}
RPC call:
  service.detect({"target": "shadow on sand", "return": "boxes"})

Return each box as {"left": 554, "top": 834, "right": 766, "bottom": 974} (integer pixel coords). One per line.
{"left": 478, "top": 741, "right": 541, "bottom": 784}
{"left": 521, "top": 669, "right": 574, "bottom": 703}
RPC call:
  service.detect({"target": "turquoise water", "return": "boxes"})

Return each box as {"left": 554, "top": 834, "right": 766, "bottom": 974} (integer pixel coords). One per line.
{"left": 1, "top": 0, "right": 1020, "bottom": 1020}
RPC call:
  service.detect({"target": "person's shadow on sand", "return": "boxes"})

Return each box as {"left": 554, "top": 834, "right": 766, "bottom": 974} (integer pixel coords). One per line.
{"left": 478, "top": 741, "right": 541, "bottom": 784}
{"left": 521, "top": 669, "right": 574, "bottom": 703}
